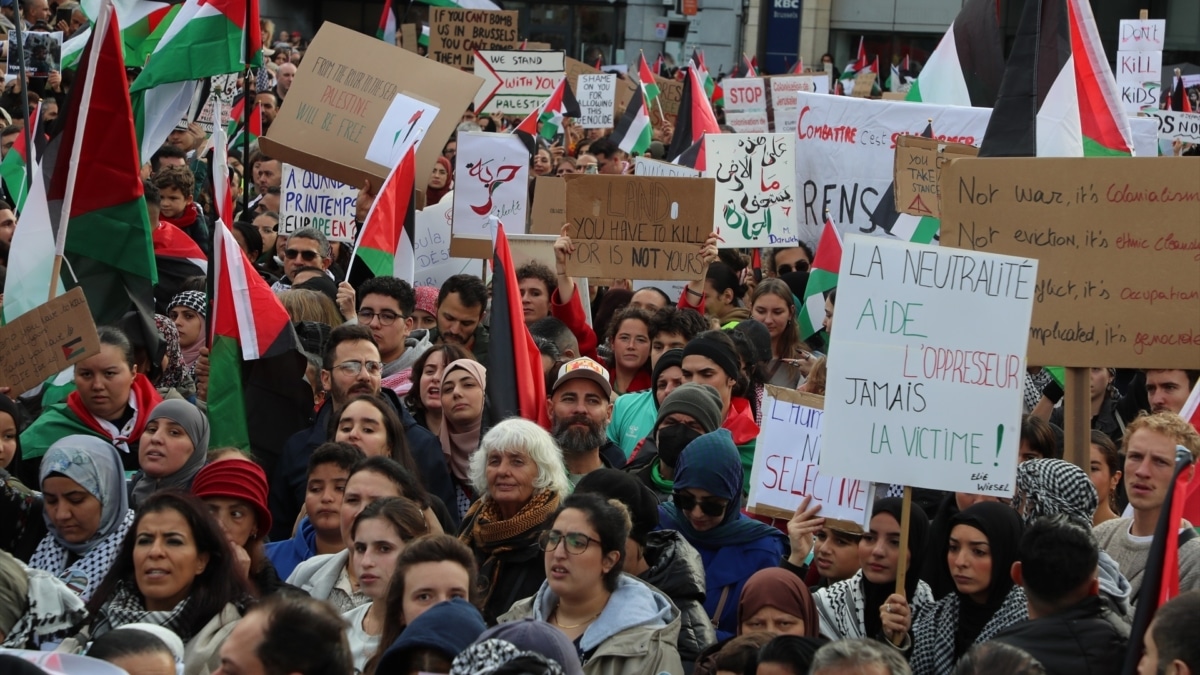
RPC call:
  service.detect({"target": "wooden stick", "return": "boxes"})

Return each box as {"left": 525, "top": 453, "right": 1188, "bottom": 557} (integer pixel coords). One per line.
{"left": 48, "top": 255, "right": 62, "bottom": 303}
{"left": 895, "top": 485, "right": 913, "bottom": 596}
{"left": 1139, "top": 9, "right": 1148, "bottom": 20}
{"left": 1063, "top": 367, "right": 1090, "bottom": 472}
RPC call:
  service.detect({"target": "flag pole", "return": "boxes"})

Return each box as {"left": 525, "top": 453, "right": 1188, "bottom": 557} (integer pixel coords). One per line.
{"left": 12, "top": 9, "right": 33, "bottom": 214}
{"left": 242, "top": 0, "right": 253, "bottom": 214}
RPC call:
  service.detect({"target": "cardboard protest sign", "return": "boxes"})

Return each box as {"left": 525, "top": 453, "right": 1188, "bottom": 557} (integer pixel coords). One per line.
{"left": 619, "top": 74, "right": 682, "bottom": 121}
{"left": 722, "top": 78, "right": 769, "bottom": 133}
{"left": 634, "top": 157, "right": 701, "bottom": 178}
{"left": 365, "top": 92, "right": 440, "bottom": 169}
{"left": 705, "top": 134, "right": 798, "bottom": 248}
{"left": 747, "top": 388, "right": 871, "bottom": 527}
{"left": 400, "top": 24, "right": 418, "bottom": 53}
{"left": 414, "top": 192, "right": 479, "bottom": 287}
{"left": 791, "top": 92, "right": 991, "bottom": 243}
{"left": 564, "top": 57, "right": 599, "bottom": 95}
{"left": 529, "top": 176, "right": 567, "bottom": 235}
{"left": 259, "top": 22, "right": 483, "bottom": 194}
{"left": 1148, "top": 110, "right": 1200, "bottom": 145}
{"left": 821, "top": 235, "right": 1036, "bottom": 496}
{"left": 850, "top": 72, "right": 876, "bottom": 98}
{"left": 892, "top": 135, "right": 978, "bottom": 218}
{"left": 8, "top": 31, "right": 61, "bottom": 78}
{"left": 1116, "top": 50, "right": 1162, "bottom": 114}
{"left": 450, "top": 131, "right": 529, "bottom": 258}
{"left": 1118, "top": 19, "right": 1166, "bottom": 51}
{"left": 562, "top": 175, "right": 714, "bottom": 280}
{"left": 768, "top": 75, "right": 830, "bottom": 133}
{"left": 474, "top": 50, "right": 565, "bottom": 114}
{"left": 939, "top": 157, "right": 1200, "bottom": 368}
{"left": 280, "top": 164, "right": 358, "bottom": 242}
{"left": 0, "top": 288, "right": 100, "bottom": 396}
{"left": 578, "top": 73, "right": 616, "bottom": 128}
{"left": 428, "top": 9, "right": 518, "bottom": 70}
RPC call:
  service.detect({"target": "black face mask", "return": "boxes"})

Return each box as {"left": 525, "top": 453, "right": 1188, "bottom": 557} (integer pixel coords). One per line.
{"left": 656, "top": 424, "right": 703, "bottom": 468}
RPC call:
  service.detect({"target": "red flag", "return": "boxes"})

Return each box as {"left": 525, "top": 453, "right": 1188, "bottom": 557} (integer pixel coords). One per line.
{"left": 487, "top": 222, "right": 549, "bottom": 428}
{"left": 666, "top": 65, "right": 720, "bottom": 162}
{"left": 1180, "top": 381, "right": 1200, "bottom": 525}
{"left": 789, "top": 57, "right": 804, "bottom": 74}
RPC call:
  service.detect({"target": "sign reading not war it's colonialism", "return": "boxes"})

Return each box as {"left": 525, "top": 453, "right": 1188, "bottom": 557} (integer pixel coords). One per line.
{"left": 939, "top": 157, "right": 1200, "bottom": 368}
{"left": 705, "top": 134, "right": 798, "bottom": 247}
{"left": 769, "top": 75, "right": 830, "bottom": 133}
{"left": 819, "top": 235, "right": 1037, "bottom": 496}
{"left": 563, "top": 174, "right": 715, "bottom": 280}
{"left": 280, "top": 164, "right": 358, "bottom": 242}
{"left": 748, "top": 388, "right": 871, "bottom": 527}
{"left": 722, "top": 78, "right": 769, "bottom": 133}
{"left": 452, "top": 132, "right": 529, "bottom": 242}
{"left": 474, "top": 50, "right": 566, "bottom": 114}
{"left": 791, "top": 92, "right": 991, "bottom": 244}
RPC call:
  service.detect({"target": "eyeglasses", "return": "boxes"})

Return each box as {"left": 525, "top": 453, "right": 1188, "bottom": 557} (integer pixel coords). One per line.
{"left": 332, "top": 360, "right": 383, "bottom": 376}
{"left": 357, "top": 309, "right": 404, "bottom": 326}
{"left": 285, "top": 248, "right": 320, "bottom": 262}
{"left": 538, "top": 529, "right": 601, "bottom": 555}
{"left": 673, "top": 492, "right": 728, "bottom": 517}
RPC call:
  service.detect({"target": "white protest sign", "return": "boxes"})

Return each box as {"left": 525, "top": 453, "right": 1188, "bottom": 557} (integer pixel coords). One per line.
{"left": 633, "top": 156, "right": 701, "bottom": 178}
{"left": 1116, "top": 50, "right": 1163, "bottom": 114}
{"left": 365, "top": 93, "right": 440, "bottom": 169}
{"left": 705, "top": 134, "right": 798, "bottom": 248}
{"left": 747, "top": 388, "right": 871, "bottom": 526}
{"left": 819, "top": 235, "right": 1037, "bottom": 496}
{"left": 791, "top": 92, "right": 991, "bottom": 244}
{"left": 280, "top": 164, "right": 358, "bottom": 242}
{"left": 452, "top": 131, "right": 529, "bottom": 241}
{"left": 1118, "top": 19, "right": 1166, "bottom": 51}
{"left": 722, "top": 78, "right": 769, "bottom": 132}
{"left": 414, "top": 192, "right": 478, "bottom": 287}
{"left": 578, "top": 73, "right": 616, "bottom": 128}
{"left": 474, "top": 50, "right": 566, "bottom": 114}
{"left": 1148, "top": 109, "right": 1200, "bottom": 145}
{"left": 769, "top": 75, "right": 829, "bottom": 133}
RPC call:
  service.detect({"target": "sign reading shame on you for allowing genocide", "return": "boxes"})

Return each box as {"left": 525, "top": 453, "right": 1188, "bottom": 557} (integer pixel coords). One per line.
{"left": 819, "top": 235, "right": 1037, "bottom": 497}
{"left": 563, "top": 175, "right": 715, "bottom": 280}
{"left": 939, "top": 157, "right": 1200, "bottom": 369}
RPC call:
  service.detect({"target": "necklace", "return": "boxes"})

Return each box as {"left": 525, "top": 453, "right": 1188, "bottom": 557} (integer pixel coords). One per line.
{"left": 552, "top": 606, "right": 601, "bottom": 630}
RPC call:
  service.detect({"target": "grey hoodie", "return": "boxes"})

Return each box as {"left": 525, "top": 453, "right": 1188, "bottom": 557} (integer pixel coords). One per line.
{"left": 383, "top": 330, "right": 433, "bottom": 380}
{"left": 1097, "top": 549, "right": 1133, "bottom": 623}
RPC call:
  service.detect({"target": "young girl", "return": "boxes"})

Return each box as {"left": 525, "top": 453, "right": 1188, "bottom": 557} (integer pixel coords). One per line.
{"left": 167, "top": 291, "right": 207, "bottom": 373}
{"left": 343, "top": 498, "right": 427, "bottom": 673}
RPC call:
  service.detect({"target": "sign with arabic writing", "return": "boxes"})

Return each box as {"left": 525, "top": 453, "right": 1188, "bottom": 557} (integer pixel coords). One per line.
{"left": 451, "top": 131, "right": 530, "bottom": 246}
{"left": 705, "top": 134, "right": 799, "bottom": 248}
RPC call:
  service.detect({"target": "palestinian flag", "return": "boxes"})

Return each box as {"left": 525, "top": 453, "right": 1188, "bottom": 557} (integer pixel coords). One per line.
{"left": 789, "top": 57, "right": 805, "bottom": 74}
{"left": 666, "top": 65, "right": 721, "bottom": 164}
{"left": 487, "top": 221, "right": 549, "bottom": 428}
{"left": 152, "top": 220, "right": 207, "bottom": 312}
{"left": 638, "top": 53, "right": 661, "bottom": 112}
{"left": 906, "top": 0, "right": 1005, "bottom": 107}
{"left": 351, "top": 146, "right": 418, "bottom": 282}
{"left": 692, "top": 50, "right": 715, "bottom": 99}
{"left": 209, "top": 100, "right": 236, "bottom": 228}
{"left": 798, "top": 216, "right": 842, "bottom": 339}
{"left": 538, "top": 77, "right": 580, "bottom": 141}
{"left": 2, "top": 149, "right": 61, "bottom": 325}
{"left": 652, "top": 53, "right": 663, "bottom": 77}
{"left": 734, "top": 53, "right": 757, "bottom": 78}
{"left": 63, "top": 0, "right": 177, "bottom": 69}
{"left": 130, "top": 0, "right": 261, "bottom": 92}
{"left": 979, "top": 0, "right": 1133, "bottom": 158}
{"left": 887, "top": 55, "right": 913, "bottom": 92}
{"left": 227, "top": 103, "right": 262, "bottom": 153}
{"left": 840, "top": 37, "right": 867, "bottom": 83}
{"left": 1168, "top": 73, "right": 1194, "bottom": 113}
{"left": 1121, "top": 443, "right": 1196, "bottom": 675}
{"left": 208, "top": 218, "right": 309, "bottom": 458}
{"left": 867, "top": 123, "right": 941, "bottom": 244}
{"left": 510, "top": 106, "right": 539, "bottom": 156}
{"left": 416, "top": 0, "right": 501, "bottom": 9}
{"left": 378, "top": 0, "right": 397, "bottom": 44}
{"left": 48, "top": 1, "right": 159, "bottom": 355}
{"left": 0, "top": 105, "right": 36, "bottom": 211}
{"left": 419, "top": 24, "right": 430, "bottom": 47}
{"left": 612, "top": 88, "right": 652, "bottom": 156}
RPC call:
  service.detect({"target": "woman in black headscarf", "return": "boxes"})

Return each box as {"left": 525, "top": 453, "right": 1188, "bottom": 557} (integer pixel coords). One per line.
{"left": 909, "top": 502, "right": 1028, "bottom": 675}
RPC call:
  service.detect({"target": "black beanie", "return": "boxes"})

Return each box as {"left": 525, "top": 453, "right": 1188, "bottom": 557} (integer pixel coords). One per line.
{"left": 574, "top": 469, "right": 660, "bottom": 546}
{"left": 650, "top": 348, "right": 685, "bottom": 397}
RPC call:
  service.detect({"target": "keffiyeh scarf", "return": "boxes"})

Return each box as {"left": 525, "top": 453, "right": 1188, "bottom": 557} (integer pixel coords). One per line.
{"left": 1, "top": 565, "right": 88, "bottom": 649}
{"left": 814, "top": 570, "right": 935, "bottom": 640}
{"left": 909, "top": 586, "right": 1029, "bottom": 675}
{"left": 29, "top": 510, "right": 134, "bottom": 603}
{"left": 450, "top": 639, "right": 565, "bottom": 675}
{"left": 93, "top": 580, "right": 203, "bottom": 643}
{"left": 1012, "top": 458, "right": 1098, "bottom": 527}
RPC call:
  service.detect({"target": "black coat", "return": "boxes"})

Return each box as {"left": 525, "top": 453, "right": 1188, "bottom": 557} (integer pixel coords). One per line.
{"left": 991, "top": 596, "right": 1129, "bottom": 675}
{"left": 459, "top": 508, "right": 553, "bottom": 625}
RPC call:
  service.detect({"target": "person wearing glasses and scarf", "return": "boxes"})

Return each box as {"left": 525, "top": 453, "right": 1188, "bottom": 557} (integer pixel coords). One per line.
{"left": 270, "top": 227, "right": 333, "bottom": 292}
{"left": 500, "top": 493, "right": 684, "bottom": 674}
{"left": 658, "top": 429, "right": 786, "bottom": 641}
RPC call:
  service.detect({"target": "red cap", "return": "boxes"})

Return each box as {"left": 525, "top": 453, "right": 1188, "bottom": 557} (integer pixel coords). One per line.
{"left": 191, "top": 459, "right": 273, "bottom": 538}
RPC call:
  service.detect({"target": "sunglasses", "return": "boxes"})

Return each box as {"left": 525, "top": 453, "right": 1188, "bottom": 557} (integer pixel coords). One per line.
{"left": 285, "top": 248, "right": 320, "bottom": 261}
{"left": 777, "top": 260, "right": 810, "bottom": 275}
{"left": 673, "top": 492, "right": 728, "bottom": 517}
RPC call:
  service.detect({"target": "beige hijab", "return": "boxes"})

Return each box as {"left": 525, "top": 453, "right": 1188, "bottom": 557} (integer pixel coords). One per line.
{"left": 438, "top": 359, "right": 487, "bottom": 481}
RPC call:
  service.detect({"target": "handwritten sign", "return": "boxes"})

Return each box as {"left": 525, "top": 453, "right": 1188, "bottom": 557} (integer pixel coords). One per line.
{"left": 939, "top": 157, "right": 1200, "bottom": 368}
{"left": 1148, "top": 110, "right": 1200, "bottom": 145}
{"left": 820, "top": 235, "right": 1037, "bottom": 496}
{"left": 578, "top": 73, "right": 616, "bottom": 128}
{"left": 892, "top": 135, "right": 978, "bottom": 218}
{"left": 1118, "top": 19, "right": 1166, "bottom": 51}
{"left": 1116, "top": 50, "right": 1162, "bottom": 114}
{"left": 0, "top": 288, "right": 100, "bottom": 396}
{"left": 619, "top": 74, "right": 682, "bottom": 121}
{"left": 722, "top": 78, "right": 769, "bottom": 133}
{"left": 474, "top": 50, "right": 565, "bottom": 114}
{"left": 365, "top": 92, "right": 439, "bottom": 169}
{"left": 851, "top": 72, "right": 877, "bottom": 98}
{"left": 747, "top": 388, "right": 871, "bottom": 527}
{"left": 452, "top": 131, "right": 529, "bottom": 246}
{"left": 634, "top": 157, "right": 701, "bottom": 178}
{"left": 529, "top": 176, "right": 567, "bottom": 235}
{"left": 705, "top": 134, "right": 798, "bottom": 248}
{"left": 428, "top": 9, "right": 518, "bottom": 70}
{"left": 768, "top": 75, "right": 830, "bottom": 133}
{"left": 280, "top": 164, "right": 358, "bottom": 242}
{"left": 563, "top": 175, "right": 715, "bottom": 280}
{"left": 414, "top": 192, "right": 478, "bottom": 287}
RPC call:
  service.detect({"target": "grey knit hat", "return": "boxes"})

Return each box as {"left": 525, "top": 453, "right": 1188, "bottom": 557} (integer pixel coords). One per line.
{"left": 655, "top": 382, "right": 723, "bottom": 434}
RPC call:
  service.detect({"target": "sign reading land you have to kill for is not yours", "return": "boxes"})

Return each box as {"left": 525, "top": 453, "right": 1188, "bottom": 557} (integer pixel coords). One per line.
{"left": 819, "top": 236, "right": 1038, "bottom": 497}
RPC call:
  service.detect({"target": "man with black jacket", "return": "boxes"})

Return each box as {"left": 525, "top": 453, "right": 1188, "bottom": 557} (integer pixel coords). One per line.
{"left": 992, "top": 515, "right": 1128, "bottom": 675}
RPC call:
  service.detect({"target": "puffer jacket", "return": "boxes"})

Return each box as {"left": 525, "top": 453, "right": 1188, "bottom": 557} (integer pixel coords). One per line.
{"left": 499, "top": 574, "right": 684, "bottom": 675}
{"left": 639, "top": 530, "right": 716, "bottom": 673}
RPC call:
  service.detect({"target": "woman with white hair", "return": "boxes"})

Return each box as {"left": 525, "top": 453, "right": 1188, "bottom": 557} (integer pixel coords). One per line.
{"left": 457, "top": 418, "right": 570, "bottom": 624}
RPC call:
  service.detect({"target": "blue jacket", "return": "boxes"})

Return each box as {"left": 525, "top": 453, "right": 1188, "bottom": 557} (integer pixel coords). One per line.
{"left": 691, "top": 535, "right": 785, "bottom": 642}
{"left": 264, "top": 516, "right": 317, "bottom": 580}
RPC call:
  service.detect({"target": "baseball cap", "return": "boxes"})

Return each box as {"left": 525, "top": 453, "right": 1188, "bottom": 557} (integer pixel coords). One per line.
{"left": 551, "top": 357, "right": 611, "bottom": 397}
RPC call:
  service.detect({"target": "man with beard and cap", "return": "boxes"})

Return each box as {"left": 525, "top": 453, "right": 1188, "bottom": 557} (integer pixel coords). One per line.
{"left": 545, "top": 357, "right": 625, "bottom": 484}
{"left": 268, "top": 324, "right": 456, "bottom": 541}
{"left": 624, "top": 382, "right": 725, "bottom": 502}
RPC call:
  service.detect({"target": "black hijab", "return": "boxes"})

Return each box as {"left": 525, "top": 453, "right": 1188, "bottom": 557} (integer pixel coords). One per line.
{"left": 862, "top": 497, "right": 929, "bottom": 639}
{"left": 948, "top": 502, "right": 1024, "bottom": 653}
